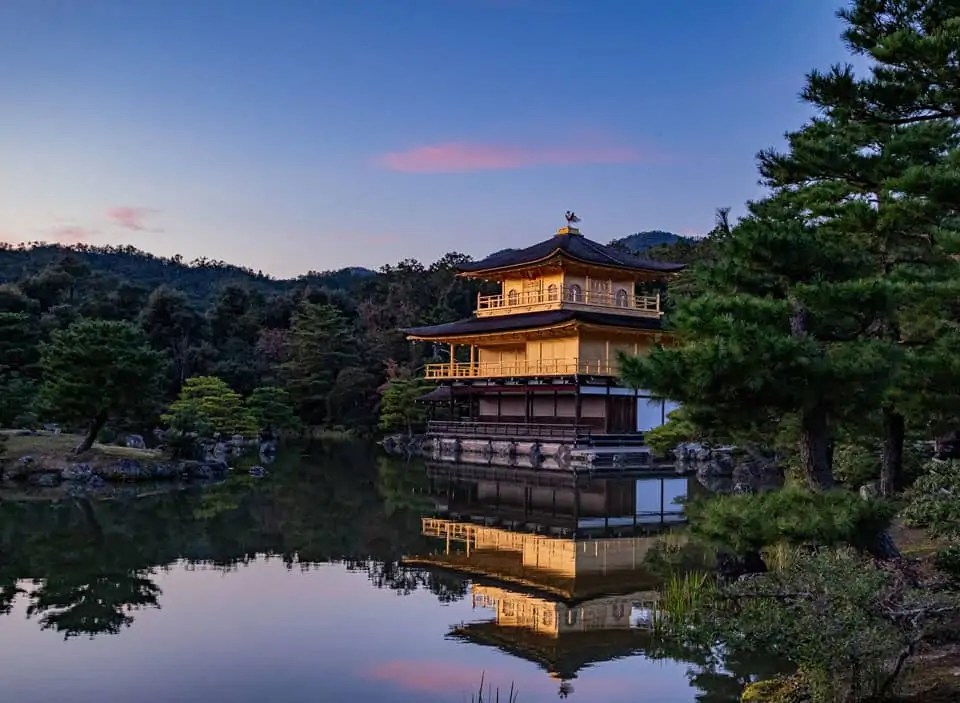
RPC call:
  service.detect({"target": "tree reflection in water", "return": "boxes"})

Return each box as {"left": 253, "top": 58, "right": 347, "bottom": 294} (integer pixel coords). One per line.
{"left": 0, "top": 444, "right": 456, "bottom": 639}
{"left": 0, "top": 444, "right": 783, "bottom": 699}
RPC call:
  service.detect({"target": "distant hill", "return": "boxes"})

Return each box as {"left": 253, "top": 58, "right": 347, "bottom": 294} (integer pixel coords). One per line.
{"left": 0, "top": 243, "right": 376, "bottom": 304}
{"left": 609, "top": 230, "right": 693, "bottom": 252}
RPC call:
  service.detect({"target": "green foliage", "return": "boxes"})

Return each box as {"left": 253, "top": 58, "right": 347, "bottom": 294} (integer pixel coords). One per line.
{"left": 37, "top": 320, "right": 164, "bottom": 449}
{"left": 247, "top": 386, "right": 300, "bottom": 436}
{"left": 830, "top": 442, "right": 882, "bottom": 488}
{"left": 378, "top": 377, "right": 431, "bottom": 434}
{"left": 283, "top": 303, "right": 354, "bottom": 425}
{"left": 162, "top": 376, "right": 258, "bottom": 438}
{"left": 933, "top": 545, "right": 960, "bottom": 582}
{"left": 643, "top": 408, "right": 701, "bottom": 456}
{"left": 832, "top": 439, "right": 928, "bottom": 488}
{"left": 0, "top": 373, "right": 39, "bottom": 428}
{"left": 0, "top": 241, "right": 489, "bottom": 434}
{"left": 708, "top": 549, "right": 918, "bottom": 702}
{"left": 619, "top": 199, "right": 897, "bottom": 488}
{"left": 685, "top": 486, "right": 896, "bottom": 555}
{"left": 0, "top": 312, "right": 42, "bottom": 375}
{"left": 902, "top": 460, "right": 960, "bottom": 541}
{"left": 139, "top": 285, "right": 204, "bottom": 391}
{"left": 326, "top": 366, "right": 379, "bottom": 430}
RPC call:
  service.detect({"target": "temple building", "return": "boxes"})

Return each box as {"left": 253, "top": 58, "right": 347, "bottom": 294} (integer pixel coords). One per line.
{"left": 403, "top": 217, "right": 684, "bottom": 466}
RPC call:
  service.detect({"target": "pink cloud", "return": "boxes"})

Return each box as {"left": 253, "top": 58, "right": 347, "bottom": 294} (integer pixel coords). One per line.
{"left": 378, "top": 140, "right": 652, "bottom": 173}
{"left": 106, "top": 206, "right": 160, "bottom": 232}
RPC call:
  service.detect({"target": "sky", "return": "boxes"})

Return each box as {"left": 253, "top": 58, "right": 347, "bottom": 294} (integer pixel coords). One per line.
{"left": 0, "top": 0, "right": 861, "bottom": 278}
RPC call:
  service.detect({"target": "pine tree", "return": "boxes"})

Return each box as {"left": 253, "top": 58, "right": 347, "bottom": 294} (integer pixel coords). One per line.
{"left": 37, "top": 320, "right": 165, "bottom": 453}
{"left": 758, "top": 0, "right": 960, "bottom": 494}
{"left": 619, "top": 196, "right": 895, "bottom": 489}
{"left": 247, "top": 386, "right": 300, "bottom": 438}
{"left": 282, "top": 302, "right": 354, "bottom": 425}
{"left": 162, "top": 376, "right": 258, "bottom": 438}
{"left": 379, "top": 377, "right": 432, "bottom": 435}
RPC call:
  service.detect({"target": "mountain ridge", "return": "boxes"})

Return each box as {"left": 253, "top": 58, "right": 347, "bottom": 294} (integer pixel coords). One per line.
{"left": 0, "top": 231, "right": 689, "bottom": 303}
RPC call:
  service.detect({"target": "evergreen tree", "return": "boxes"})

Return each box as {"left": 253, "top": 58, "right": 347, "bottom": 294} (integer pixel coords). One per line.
{"left": 759, "top": 0, "right": 960, "bottom": 493}
{"left": 378, "top": 377, "right": 432, "bottom": 435}
{"left": 37, "top": 320, "right": 164, "bottom": 453}
{"left": 162, "top": 376, "right": 258, "bottom": 438}
{"left": 247, "top": 386, "right": 300, "bottom": 438}
{"left": 140, "top": 286, "right": 206, "bottom": 392}
{"left": 619, "top": 196, "right": 894, "bottom": 488}
{"left": 326, "top": 366, "right": 379, "bottom": 430}
{"left": 283, "top": 303, "right": 353, "bottom": 425}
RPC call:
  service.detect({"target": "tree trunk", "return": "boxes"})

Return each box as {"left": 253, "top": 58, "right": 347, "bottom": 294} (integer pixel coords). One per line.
{"left": 789, "top": 300, "right": 834, "bottom": 489}
{"left": 880, "top": 407, "right": 905, "bottom": 497}
{"left": 75, "top": 411, "right": 108, "bottom": 455}
{"left": 798, "top": 407, "right": 834, "bottom": 489}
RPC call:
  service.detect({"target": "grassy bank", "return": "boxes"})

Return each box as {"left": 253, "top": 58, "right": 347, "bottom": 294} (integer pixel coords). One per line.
{"left": 0, "top": 429, "right": 160, "bottom": 471}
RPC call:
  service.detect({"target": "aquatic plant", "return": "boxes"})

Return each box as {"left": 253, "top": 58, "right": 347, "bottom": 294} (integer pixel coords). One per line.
{"left": 470, "top": 673, "right": 517, "bottom": 703}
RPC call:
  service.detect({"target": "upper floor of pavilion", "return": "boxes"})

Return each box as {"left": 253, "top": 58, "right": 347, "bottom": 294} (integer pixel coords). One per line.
{"left": 456, "top": 216, "right": 685, "bottom": 320}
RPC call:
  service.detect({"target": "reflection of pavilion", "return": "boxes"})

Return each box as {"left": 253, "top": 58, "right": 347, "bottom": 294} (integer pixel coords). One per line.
{"left": 405, "top": 466, "right": 693, "bottom": 696}
{"left": 409, "top": 517, "right": 681, "bottom": 599}
{"left": 405, "top": 516, "right": 683, "bottom": 695}
{"left": 423, "top": 462, "right": 692, "bottom": 539}
{"left": 452, "top": 586, "right": 662, "bottom": 691}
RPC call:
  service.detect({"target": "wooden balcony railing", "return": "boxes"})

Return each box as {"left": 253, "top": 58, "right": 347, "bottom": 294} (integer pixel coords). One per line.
{"left": 423, "top": 357, "right": 615, "bottom": 379}
{"left": 476, "top": 286, "right": 660, "bottom": 317}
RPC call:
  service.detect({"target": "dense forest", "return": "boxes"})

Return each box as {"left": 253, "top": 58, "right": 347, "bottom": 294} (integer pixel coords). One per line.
{"left": 0, "top": 231, "right": 694, "bottom": 438}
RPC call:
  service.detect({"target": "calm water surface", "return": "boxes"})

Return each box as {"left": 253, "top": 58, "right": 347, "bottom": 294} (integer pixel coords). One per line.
{"left": 0, "top": 445, "right": 774, "bottom": 702}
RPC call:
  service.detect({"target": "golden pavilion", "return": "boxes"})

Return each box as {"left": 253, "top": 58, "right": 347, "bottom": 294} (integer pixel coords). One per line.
{"left": 403, "top": 216, "right": 684, "bottom": 444}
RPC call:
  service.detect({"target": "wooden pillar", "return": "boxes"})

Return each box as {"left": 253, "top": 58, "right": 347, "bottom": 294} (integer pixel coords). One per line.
{"left": 497, "top": 391, "right": 502, "bottom": 420}
{"left": 470, "top": 344, "right": 477, "bottom": 376}
{"left": 553, "top": 388, "right": 558, "bottom": 419}
{"left": 449, "top": 343, "right": 455, "bottom": 376}
{"left": 524, "top": 389, "right": 531, "bottom": 423}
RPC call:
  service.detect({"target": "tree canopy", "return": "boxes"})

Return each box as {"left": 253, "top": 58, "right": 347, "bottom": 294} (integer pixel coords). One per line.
{"left": 37, "top": 320, "right": 164, "bottom": 452}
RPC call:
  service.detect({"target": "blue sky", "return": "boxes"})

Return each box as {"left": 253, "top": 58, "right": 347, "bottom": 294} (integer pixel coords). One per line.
{"left": 0, "top": 0, "right": 856, "bottom": 277}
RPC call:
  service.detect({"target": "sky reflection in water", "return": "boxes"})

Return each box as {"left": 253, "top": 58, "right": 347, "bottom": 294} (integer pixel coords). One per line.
{"left": 0, "top": 446, "right": 759, "bottom": 702}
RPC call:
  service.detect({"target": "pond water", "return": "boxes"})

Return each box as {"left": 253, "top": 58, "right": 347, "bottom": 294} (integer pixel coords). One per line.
{"left": 0, "top": 444, "right": 777, "bottom": 702}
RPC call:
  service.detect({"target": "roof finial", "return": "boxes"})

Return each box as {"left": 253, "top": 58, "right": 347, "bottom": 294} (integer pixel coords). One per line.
{"left": 558, "top": 210, "right": 582, "bottom": 236}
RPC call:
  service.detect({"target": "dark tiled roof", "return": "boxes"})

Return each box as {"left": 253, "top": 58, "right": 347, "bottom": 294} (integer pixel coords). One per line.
{"left": 457, "top": 233, "right": 685, "bottom": 274}
{"left": 403, "top": 309, "right": 662, "bottom": 339}
{"left": 416, "top": 386, "right": 452, "bottom": 402}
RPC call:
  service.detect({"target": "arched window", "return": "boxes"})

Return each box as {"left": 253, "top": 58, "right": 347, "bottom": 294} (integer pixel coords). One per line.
{"left": 616, "top": 288, "right": 629, "bottom": 307}
{"left": 547, "top": 283, "right": 559, "bottom": 301}
{"left": 568, "top": 284, "right": 583, "bottom": 302}
{"left": 507, "top": 289, "right": 519, "bottom": 306}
